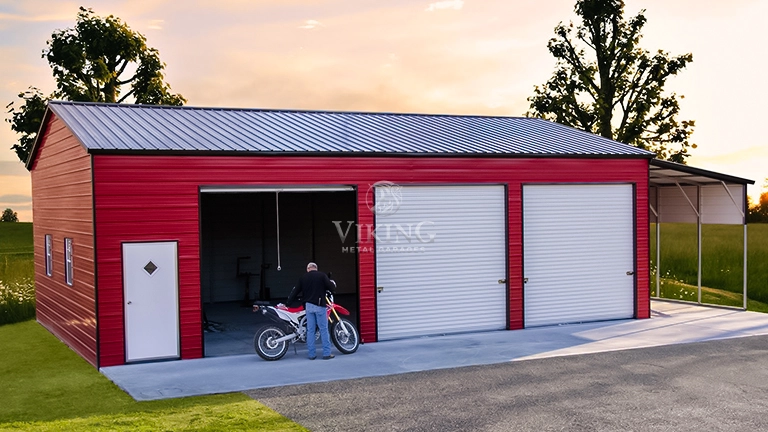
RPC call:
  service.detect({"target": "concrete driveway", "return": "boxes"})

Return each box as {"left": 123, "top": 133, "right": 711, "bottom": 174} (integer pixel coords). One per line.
{"left": 250, "top": 334, "right": 768, "bottom": 431}
{"left": 101, "top": 300, "right": 768, "bottom": 402}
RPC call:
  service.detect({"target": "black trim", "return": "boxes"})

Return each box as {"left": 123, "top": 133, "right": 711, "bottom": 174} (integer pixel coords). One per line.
{"left": 650, "top": 159, "right": 755, "bottom": 185}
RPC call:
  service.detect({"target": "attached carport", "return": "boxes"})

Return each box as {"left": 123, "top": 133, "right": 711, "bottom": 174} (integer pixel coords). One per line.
{"left": 648, "top": 159, "right": 755, "bottom": 308}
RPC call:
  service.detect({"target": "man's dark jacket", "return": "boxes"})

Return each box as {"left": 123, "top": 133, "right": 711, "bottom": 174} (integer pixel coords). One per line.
{"left": 287, "top": 270, "right": 335, "bottom": 307}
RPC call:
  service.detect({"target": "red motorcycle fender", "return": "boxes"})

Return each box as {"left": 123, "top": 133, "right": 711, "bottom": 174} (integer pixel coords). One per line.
{"left": 328, "top": 304, "right": 350, "bottom": 316}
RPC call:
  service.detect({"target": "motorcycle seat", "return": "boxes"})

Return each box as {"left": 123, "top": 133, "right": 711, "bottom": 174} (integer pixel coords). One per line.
{"left": 277, "top": 304, "right": 304, "bottom": 313}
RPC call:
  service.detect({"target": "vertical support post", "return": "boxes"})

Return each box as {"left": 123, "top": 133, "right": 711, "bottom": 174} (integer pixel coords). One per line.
{"left": 744, "top": 224, "right": 748, "bottom": 310}
{"left": 697, "top": 185, "right": 702, "bottom": 304}
{"left": 656, "top": 187, "right": 661, "bottom": 299}
{"left": 656, "top": 220, "right": 661, "bottom": 298}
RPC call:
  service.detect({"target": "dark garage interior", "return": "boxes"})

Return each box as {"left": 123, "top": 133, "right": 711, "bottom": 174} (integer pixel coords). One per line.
{"left": 200, "top": 190, "right": 359, "bottom": 357}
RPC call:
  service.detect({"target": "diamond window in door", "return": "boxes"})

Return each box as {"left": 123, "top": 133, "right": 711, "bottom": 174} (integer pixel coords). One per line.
{"left": 143, "top": 261, "right": 159, "bottom": 276}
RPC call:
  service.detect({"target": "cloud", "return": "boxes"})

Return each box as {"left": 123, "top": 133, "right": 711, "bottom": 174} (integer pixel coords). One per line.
{"left": 298, "top": 19, "right": 323, "bottom": 29}
{"left": 0, "top": 194, "right": 32, "bottom": 204}
{"left": 148, "top": 19, "right": 164, "bottom": 30}
{"left": 0, "top": 161, "right": 29, "bottom": 177}
{"left": 425, "top": 0, "right": 464, "bottom": 12}
{"left": 0, "top": 12, "right": 72, "bottom": 23}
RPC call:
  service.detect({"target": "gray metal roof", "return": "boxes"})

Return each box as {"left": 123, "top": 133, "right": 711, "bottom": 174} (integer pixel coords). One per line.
{"left": 45, "top": 101, "right": 655, "bottom": 157}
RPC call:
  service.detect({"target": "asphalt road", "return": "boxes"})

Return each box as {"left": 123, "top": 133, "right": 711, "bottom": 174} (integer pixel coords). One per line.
{"left": 247, "top": 335, "right": 768, "bottom": 432}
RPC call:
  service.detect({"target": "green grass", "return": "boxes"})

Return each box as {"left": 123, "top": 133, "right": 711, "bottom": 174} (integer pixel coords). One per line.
{"left": 0, "top": 223, "right": 35, "bottom": 325}
{"left": 0, "top": 320, "right": 306, "bottom": 431}
{"left": 650, "top": 223, "right": 768, "bottom": 308}
{"left": 0, "top": 222, "right": 33, "bottom": 255}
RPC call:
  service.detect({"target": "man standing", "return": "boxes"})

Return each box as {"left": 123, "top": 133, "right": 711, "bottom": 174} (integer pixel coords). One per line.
{"left": 288, "top": 262, "right": 336, "bottom": 360}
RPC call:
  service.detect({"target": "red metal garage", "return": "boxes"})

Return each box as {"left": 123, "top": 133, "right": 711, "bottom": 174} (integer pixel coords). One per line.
{"left": 28, "top": 101, "right": 653, "bottom": 368}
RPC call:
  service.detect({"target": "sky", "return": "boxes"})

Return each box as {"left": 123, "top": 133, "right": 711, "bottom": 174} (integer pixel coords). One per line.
{"left": 1, "top": 0, "right": 766, "bottom": 222}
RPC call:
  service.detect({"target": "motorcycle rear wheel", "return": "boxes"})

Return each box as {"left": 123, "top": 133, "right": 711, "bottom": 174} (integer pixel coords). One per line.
{"left": 254, "top": 325, "right": 289, "bottom": 361}
{"left": 330, "top": 318, "right": 360, "bottom": 354}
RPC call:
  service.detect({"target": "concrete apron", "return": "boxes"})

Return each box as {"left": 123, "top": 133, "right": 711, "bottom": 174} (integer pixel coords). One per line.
{"left": 100, "top": 300, "right": 768, "bottom": 401}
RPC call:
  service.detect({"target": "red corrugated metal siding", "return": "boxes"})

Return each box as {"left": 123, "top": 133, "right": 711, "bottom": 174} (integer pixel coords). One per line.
{"left": 635, "top": 184, "right": 650, "bottom": 318}
{"left": 30, "top": 114, "right": 97, "bottom": 367}
{"left": 356, "top": 187, "right": 377, "bottom": 342}
{"left": 507, "top": 185, "right": 524, "bottom": 330}
{"left": 92, "top": 155, "right": 649, "bottom": 366}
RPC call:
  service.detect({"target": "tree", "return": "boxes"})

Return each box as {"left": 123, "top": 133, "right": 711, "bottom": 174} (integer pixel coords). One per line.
{"left": 1, "top": 208, "right": 19, "bottom": 223}
{"left": 527, "top": 0, "right": 695, "bottom": 163}
{"left": 747, "top": 180, "right": 768, "bottom": 223}
{"left": 6, "top": 7, "right": 185, "bottom": 164}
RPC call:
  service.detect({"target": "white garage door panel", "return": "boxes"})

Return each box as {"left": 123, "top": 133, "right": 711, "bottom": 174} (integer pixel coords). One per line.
{"left": 524, "top": 184, "right": 635, "bottom": 327}
{"left": 376, "top": 185, "right": 507, "bottom": 340}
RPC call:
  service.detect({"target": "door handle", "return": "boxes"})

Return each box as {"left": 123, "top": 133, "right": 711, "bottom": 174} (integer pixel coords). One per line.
{"left": 127, "top": 301, "right": 132, "bottom": 305}
{"left": 523, "top": 278, "right": 529, "bottom": 284}
{"left": 498, "top": 279, "right": 507, "bottom": 284}
{"left": 377, "top": 286, "right": 384, "bottom": 293}
{"left": 626, "top": 271, "right": 635, "bottom": 276}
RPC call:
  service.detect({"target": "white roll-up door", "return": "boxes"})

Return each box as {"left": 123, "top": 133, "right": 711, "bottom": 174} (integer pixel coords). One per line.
{"left": 375, "top": 185, "right": 507, "bottom": 340}
{"left": 523, "top": 184, "right": 635, "bottom": 327}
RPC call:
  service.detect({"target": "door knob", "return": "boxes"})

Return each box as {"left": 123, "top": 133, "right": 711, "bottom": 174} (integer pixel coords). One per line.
{"left": 523, "top": 278, "right": 529, "bottom": 283}
{"left": 626, "top": 271, "right": 635, "bottom": 276}
{"left": 498, "top": 279, "right": 507, "bottom": 284}
{"left": 377, "top": 286, "right": 384, "bottom": 293}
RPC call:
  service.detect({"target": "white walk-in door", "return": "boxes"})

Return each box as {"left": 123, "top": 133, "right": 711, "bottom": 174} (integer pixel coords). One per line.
{"left": 123, "top": 241, "right": 180, "bottom": 362}
{"left": 375, "top": 185, "right": 507, "bottom": 340}
{"left": 523, "top": 184, "right": 635, "bottom": 327}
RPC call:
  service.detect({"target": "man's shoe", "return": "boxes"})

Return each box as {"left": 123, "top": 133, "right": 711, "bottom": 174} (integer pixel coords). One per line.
{"left": 322, "top": 354, "right": 335, "bottom": 360}
{"left": 308, "top": 356, "right": 317, "bottom": 360}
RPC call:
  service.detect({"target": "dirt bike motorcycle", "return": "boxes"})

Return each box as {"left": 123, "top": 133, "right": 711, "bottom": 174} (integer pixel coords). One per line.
{"left": 252, "top": 290, "right": 360, "bottom": 361}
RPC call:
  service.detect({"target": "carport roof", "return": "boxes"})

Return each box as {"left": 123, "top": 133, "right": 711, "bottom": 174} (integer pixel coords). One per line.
{"left": 650, "top": 159, "right": 754, "bottom": 186}
{"left": 34, "top": 101, "right": 655, "bottom": 163}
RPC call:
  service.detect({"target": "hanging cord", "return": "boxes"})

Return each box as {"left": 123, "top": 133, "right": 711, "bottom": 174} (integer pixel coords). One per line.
{"left": 275, "top": 191, "right": 282, "bottom": 271}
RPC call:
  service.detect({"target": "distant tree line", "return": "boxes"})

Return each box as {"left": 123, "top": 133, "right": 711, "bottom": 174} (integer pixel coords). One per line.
{"left": 748, "top": 186, "right": 768, "bottom": 223}
{"left": 1, "top": 208, "right": 18, "bottom": 222}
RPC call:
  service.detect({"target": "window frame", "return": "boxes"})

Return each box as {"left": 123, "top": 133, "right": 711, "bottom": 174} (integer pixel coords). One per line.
{"left": 45, "top": 234, "right": 53, "bottom": 277}
{"left": 64, "top": 238, "right": 73, "bottom": 286}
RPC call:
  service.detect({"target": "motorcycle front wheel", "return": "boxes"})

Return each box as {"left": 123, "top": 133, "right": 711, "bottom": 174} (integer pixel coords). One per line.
{"left": 330, "top": 318, "right": 360, "bottom": 354}
{"left": 254, "top": 325, "right": 289, "bottom": 361}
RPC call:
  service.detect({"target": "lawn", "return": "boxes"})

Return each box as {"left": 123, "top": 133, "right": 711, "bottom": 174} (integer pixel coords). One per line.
{"left": 0, "top": 320, "right": 306, "bottom": 431}
{"left": 0, "top": 222, "right": 35, "bottom": 324}
{"left": 0, "top": 222, "right": 33, "bottom": 255}
{"left": 650, "top": 223, "right": 768, "bottom": 308}
{"left": 0, "top": 223, "right": 304, "bottom": 430}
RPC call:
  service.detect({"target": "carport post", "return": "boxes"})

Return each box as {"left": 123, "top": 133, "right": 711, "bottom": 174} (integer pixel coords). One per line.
{"left": 697, "top": 185, "right": 702, "bottom": 304}
{"left": 649, "top": 200, "right": 660, "bottom": 298}
{"left": 719, "top": 181, "right": 748, "bottom": 310}
{"left": 744, "top": 224, "right": 748, "bottom": 309}
{"left": 674, "top": 180, "right": 702, "bottom": 304}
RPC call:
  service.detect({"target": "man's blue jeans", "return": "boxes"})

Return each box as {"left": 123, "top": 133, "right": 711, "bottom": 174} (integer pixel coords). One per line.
{"left": 305, "top": 302, "right": 332, "bottom": 358}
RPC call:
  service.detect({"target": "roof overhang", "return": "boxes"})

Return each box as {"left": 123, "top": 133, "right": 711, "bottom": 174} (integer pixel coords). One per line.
{"left": 649, "top": 159, "right": 754, "bottom": 225}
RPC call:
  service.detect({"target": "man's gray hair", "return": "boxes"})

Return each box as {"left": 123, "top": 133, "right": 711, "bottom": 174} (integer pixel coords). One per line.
{"left": 307, "top": 262, "right": 318, "bottom": 270}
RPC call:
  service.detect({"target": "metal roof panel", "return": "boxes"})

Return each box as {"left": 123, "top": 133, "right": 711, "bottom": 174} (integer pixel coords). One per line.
{"left": 47, "top": 101, "right": 656, "bottom": 157}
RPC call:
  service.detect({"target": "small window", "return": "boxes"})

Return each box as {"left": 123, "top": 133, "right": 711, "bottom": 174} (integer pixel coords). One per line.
{"left": 45, "top": 235, "right": 53, "bottom": 277}
{"left": 64, "top": 238, "right": 73, "bottom": 286}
